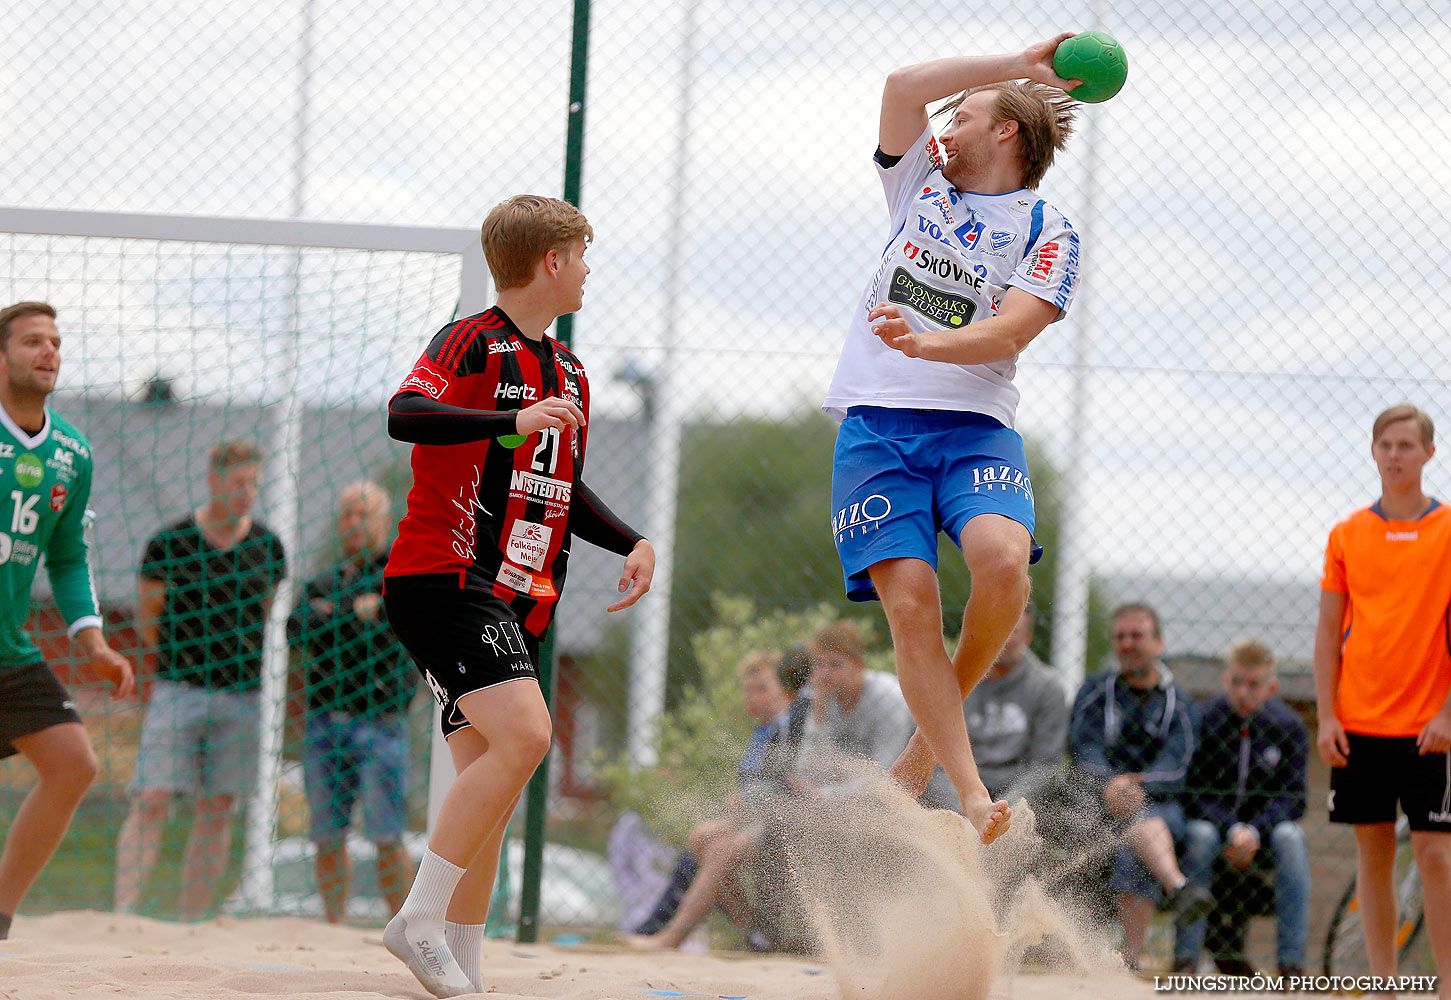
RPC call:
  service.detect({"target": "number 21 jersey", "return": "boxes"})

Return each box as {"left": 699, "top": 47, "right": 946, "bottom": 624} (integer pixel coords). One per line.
{"left": 385, "top": 307, "right": 592, "bottom": 638}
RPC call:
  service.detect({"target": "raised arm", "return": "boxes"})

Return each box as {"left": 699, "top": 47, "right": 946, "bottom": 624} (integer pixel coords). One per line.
{"left": 879, "top": 34, "right": 1080, "bottom": 156}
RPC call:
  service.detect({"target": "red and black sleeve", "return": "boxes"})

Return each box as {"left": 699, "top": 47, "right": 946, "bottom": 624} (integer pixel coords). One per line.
{"left": 387, "top": 392, "right": 518, "bottom": 445}
{"left": 389, "top": 311, "right": 517, "bottom": 444}
{"left": 569, "top": 479, "right": 644, "bottom": 556}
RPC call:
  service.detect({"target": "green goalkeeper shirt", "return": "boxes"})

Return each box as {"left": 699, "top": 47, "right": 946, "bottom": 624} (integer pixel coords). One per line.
{"left": 0, "top": 406, "right": 100, "bottom": 670}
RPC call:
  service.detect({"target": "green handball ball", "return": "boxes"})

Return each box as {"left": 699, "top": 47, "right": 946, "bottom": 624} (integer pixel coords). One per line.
{"left": 497, "top": 432, "right": 526, "bottom": 449}
{"left": 1053, "top": 31, "right": 1128, "bottom": 104}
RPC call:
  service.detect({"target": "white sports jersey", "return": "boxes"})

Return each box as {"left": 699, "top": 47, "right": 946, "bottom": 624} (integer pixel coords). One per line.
{"left": 822, "top": 125, "right": 1079, "bottom": 427}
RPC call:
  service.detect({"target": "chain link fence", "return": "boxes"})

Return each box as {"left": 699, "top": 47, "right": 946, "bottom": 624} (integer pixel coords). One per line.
{"left": 0, "top": 0, "right": 1446, "bottom": 975}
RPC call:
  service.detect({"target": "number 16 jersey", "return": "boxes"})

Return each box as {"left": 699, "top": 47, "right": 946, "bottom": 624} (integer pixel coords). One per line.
{"left": 385, "top": 307, "right": 592, "bottom": 638}
{"left": 0, "top": 407, "right": 100, "bottom": 669}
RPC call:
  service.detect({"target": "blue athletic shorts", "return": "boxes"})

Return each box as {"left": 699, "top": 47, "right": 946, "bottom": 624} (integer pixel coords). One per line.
{"left": 830, "top": 406, "right": 1040, "bottom": 602}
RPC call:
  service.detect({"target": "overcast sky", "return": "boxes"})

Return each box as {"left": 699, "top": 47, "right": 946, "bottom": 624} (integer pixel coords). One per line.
{"left": 1, "top": 0, "right": 1447, "bottom": 590}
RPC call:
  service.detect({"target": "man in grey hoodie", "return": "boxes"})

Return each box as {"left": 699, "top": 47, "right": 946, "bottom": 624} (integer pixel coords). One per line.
{"left": 962, "top": 604, "right": 1068, "bottom": 797}
{"left": 918, "top": 604, "right": 1067, "bottom": 809}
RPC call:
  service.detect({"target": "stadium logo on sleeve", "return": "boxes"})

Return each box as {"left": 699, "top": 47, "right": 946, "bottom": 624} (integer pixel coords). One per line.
{"left": 887, "top": 268, "right": 977, "bottom": 328}
{"left": 400, "top": 362, "right": 449, "bottom": 399}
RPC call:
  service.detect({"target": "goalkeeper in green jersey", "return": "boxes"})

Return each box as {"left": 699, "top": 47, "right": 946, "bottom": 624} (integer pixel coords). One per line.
{"left": 0, "top": 301, "right": 133, "bottom": 940}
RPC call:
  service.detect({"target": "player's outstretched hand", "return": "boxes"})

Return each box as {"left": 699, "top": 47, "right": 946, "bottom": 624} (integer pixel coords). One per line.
{"left": 1417, "top": 711, "right": 1451, "bottom": 755}
{"left": 869, "top": 303, "right": 926, "bottom": 358}
{"left": 607, "top": 539, "right": 655, "bottom": 613}
{"left": 1316, "top": 714, "right": 1350, "bottom": 766}
{"left": 515, "top": 395, "right": 585, "bottom": 436}
{"left": 1022, "top": 32, "right": 1082, "bottom": 91}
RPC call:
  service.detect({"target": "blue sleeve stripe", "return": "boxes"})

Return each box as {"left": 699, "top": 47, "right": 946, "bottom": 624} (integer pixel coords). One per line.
{"left": 880, "top": 217, "right": 907, "bottom": 258}
{"left": 1023, "top": 200, "right": 1046, "bottom": 259}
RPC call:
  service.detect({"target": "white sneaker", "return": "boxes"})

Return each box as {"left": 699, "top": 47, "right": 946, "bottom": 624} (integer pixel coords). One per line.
{"left": 383, "top": 914, "right": 475, "bottom": 997}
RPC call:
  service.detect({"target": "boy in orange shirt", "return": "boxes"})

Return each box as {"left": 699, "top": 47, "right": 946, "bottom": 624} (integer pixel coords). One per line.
{"left": 1316, "top": 403, "right": 1451, "bottom": 996}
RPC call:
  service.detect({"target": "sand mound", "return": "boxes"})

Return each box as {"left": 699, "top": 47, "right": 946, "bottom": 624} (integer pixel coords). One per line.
{"left": 769, "top": 763, "right": 1120, "bottom": 1000}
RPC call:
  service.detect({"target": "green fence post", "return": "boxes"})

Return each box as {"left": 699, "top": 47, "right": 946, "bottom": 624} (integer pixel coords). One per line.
{"left": 517, "top": 0, "right": 590, "bottom": 945}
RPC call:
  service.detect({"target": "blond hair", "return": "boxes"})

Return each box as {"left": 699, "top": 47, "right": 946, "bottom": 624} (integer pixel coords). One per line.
{"left": 736, "top": 650, "right": 781, "bottom": 681}
{"left": 1372, "top": 403, "right": 1434, "bottom": 448}
{"left": 935, "top": 82, "right": 1076, "bottom": 191}
{"left": 480, "top": 194, "right": 594, "bottom": 290}
{"left": 808, "top": 620, "right": 866, "bottom": 663}
{"left": 0, "top": 300, "right": 56, "bottom": 348}
{"left": 1227, "top": 638, "right": 1275, "bottom": 671}
{"left": 208, "top": 439, "right": 263, "bottom": 476}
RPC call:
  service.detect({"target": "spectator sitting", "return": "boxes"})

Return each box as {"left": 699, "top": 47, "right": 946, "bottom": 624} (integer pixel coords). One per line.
{"left": 623, "top": 648, "right": 796, "bottom": 950}
{"left": 1068, "top": 602, "right": 1211, "bottom": 971}
{"left": 924, "top": 602, "right": 1067, "bottom": 807}
{"left": 625, "top": 641, "right": 816, "bottom": 942}
{"left": 791, "top": 620, "right": 915, "bottom": 798}
{"left": 286, "top": 481, "right": 417, "bottom": 923}
{"left": 1173, "top": 639, "right": 1309, "bottom": 978}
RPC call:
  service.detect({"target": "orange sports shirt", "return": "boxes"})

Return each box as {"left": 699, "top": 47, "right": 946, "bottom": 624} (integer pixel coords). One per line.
{"left": 1321, "top": 500, "right": 1451, "bottom": 737}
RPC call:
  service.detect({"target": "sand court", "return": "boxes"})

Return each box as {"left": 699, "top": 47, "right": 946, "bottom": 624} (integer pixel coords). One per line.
{"left": 0, "top": 911, "right": 1186, "bottom": 1000}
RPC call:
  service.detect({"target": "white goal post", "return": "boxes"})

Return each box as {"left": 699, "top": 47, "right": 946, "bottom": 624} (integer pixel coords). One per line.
{"left": 0, "top": 205, "right": 486, "bottom": 914}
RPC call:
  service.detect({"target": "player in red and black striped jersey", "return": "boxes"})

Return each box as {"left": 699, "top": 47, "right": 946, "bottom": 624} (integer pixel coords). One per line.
{"left": 382, "top": 195, "right": 654, "bottom": 998}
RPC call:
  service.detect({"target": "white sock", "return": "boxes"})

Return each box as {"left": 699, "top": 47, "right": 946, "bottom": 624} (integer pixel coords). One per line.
{"left": 446, "top": 921, "right": 486, "bottom": 988}
{"left": 397, "top": 849, "right": 467, "bottom": 927}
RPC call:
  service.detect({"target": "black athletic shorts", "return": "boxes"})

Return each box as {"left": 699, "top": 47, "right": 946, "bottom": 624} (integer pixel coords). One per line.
{"left": 0, "top": 661, "right": 83, "bottom": 759}
{"left": 1329, "top": 732, "right": 1451, "bottom": 832}
{"left": 384, "top": 579, "right": 541, "bottom": 741}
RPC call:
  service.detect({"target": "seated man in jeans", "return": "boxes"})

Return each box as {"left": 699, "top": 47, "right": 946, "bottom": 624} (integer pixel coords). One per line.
{"left": 1174, "top": 639, "right": 1310, "bottom": 977}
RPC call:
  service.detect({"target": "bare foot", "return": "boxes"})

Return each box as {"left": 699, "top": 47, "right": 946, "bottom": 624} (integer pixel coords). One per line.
{"left": 887, "top": 730, "right": 937, "bottom": 798}
{"left": 621, "top": 933, "right": 669, "bottom": 950}
{"left": 962, "top": 792, "right": 1011, "bottom": 845}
